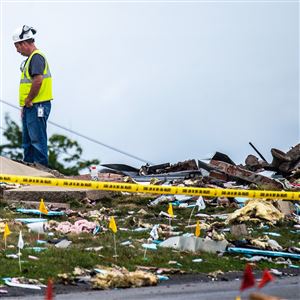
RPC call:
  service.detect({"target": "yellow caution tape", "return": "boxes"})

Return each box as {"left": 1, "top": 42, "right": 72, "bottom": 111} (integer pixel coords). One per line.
{"left": 0, "top": 174, "right": 299, "bottom": 200}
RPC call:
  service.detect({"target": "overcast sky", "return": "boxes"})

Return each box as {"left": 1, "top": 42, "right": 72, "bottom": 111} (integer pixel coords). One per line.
{"left": 0, "top": 0, "right": 299, "bottom": 169}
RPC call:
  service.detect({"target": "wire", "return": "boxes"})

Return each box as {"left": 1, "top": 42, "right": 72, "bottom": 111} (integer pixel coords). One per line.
{"left": 0, "top": 99, "right": 153, "bottom": 164}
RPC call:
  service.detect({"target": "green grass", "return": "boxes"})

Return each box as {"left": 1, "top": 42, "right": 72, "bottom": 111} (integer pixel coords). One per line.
{"left": 1, "top": 196, "right": 299, "bottom": 283}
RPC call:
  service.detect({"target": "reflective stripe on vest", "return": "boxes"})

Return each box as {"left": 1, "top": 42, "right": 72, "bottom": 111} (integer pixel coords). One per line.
{"left": 19, "top": 50, "right": 53, "bottom": 107}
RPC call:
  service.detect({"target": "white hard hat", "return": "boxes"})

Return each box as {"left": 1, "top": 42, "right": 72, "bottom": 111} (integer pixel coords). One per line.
{"left": 12, "top": 25, "right": 37, "bottom": 43}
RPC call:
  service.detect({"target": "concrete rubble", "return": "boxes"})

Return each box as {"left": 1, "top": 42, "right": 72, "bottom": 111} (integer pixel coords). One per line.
{"left": 0, "top": 156, "right": 55, "bottom": 177}
{"left": 159, "top": 235, "right": 229, "bottom": 253}
{"left": 0, "top": 157, "right": 117, "bottom": 207}
{"left": 1, "top": 143, "right": 299, "bottom": 207}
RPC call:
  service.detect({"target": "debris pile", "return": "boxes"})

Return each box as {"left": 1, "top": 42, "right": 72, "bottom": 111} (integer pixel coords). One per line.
{"left": 101, "top": 144, "right": 299, "bottom": 189}
{"left": 0, "top": 143, "right": 299, "bottom": 298}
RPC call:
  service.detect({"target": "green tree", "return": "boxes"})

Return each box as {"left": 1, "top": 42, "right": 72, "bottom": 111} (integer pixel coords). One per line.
{"left": 48, "top": 134, "right": 99, "bottom": 176}
{"left": 0, "top": 114, "right": 23, "bottom": 160}
{"left": 0, "top": 113, "right": 100, "bottom": 175}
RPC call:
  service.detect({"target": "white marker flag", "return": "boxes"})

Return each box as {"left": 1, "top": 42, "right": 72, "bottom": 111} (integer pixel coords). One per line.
{"left": 196, "top": 196, "right": 206, "bottom": 211}
{"left": 150, "top": 225, "right": 159, "bottom": 240}
{"left": 18, "top": 231, "right": 24, "bottom": 249}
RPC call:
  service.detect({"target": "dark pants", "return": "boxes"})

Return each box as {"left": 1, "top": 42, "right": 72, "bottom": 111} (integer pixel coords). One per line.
{"left": 22, "top": 101, "right": 51, "bottom": 167}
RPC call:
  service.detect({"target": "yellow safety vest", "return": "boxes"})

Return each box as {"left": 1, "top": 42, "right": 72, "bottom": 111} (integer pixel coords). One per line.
{"left": 19, "top": 50, "right": 53, "bottom": 107}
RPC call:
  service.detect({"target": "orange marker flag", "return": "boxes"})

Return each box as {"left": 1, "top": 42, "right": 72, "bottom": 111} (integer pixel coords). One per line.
{"left": 258, "top": 269, "right": 274, "bottom": 289}
{"left": 3, "top": 223, "right": 11, "bottom": 240}
{"left": 39, "top": 198, "right": 48, "bottom": 215}
{"left": 195, "top": 220, "right": 201, "bottom": 237}
{"left": 109, "top": 216, "right": 117, "bottom": 233}
{"left": 45, "top": 278, "right": 53, "bottom": 300}
{"left": 167, "top": 203, "right": 174, "bottom": 218}
{"left": 240, "top": 264, "right": 256, "bottom": 291}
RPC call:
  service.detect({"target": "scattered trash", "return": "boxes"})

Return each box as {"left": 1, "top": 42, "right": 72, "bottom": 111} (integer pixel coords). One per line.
{"left": 28, "top": 255, "right": 39, "bottom": 260}
{"left": 27, "top": 221, "right": 47, "bottom": 234}
{"left": 269, "top": 269, "right": 282, "bottom": 276}
{"left": 15, "top": 218, "right": 47, "bottom": 224}
{"left": 227, "top": 247, "right": 300, "bottom": 259}
{"left": 1, "top": 143, "right": 300, "bottom": 296}
{"left": 262, "top": 232, "right": 281, "bottom": 237}
{"left": 27, "top": 247, "right": 47, "bottom": 253}
{"left": 55, "top": 239, "right": 72, "bottom": 248}
{"left": 85, "top": 246, "right": 103, "bottom": 252}
{"left": 120, "top": 240, "right": 132, "bottom": 246}
{"left": 208, "top": 270, "right": 224, "bottom": 279}
{"left": 6, "top": 254, "right": 19, "bottom": 259}
{"left": 142, "top": 243, "right": 157, "bottom": 250}
{"left": 36, "top": 240, "right": 47, "bottom": 244}
{"left": 192, "top": 258, "right": 203, "bottom": 263}
{"left": 157, "top": 275, "right": 169, "bottom": 281}
{"left": 3, "top": 278, "right": 43, "bottom": 290}
{"left": 16, "top": 208, "right": 64, "bottom": 216}
{"left": 288, "top": 264, "right": 300, "bottom": 269}
{"left": 90, "top": 165, "right": 99, "bottom": 181}
{"left": 168, "top": 261, "right": 182, "bottom": 267}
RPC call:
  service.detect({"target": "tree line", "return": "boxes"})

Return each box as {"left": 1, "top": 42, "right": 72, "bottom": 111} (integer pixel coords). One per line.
{"left": 0, "top": 114, "right": 100, "bottom": 175}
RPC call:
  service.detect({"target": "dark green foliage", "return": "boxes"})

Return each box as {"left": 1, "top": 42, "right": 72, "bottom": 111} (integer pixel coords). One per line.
{"left": 0, "top": 113, "right": 23, "bottom": 160}
{"left": 48, "top": 134, "right": 99, "bottom": 175}
{"left": 0, "top": 114, "right": 100, "bottom": 175}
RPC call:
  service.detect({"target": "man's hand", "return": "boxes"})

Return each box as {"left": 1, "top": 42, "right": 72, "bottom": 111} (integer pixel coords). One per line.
{"left": 25, "top": 98, "right": 33, "bottom": 108}
{"left": 25, "top": 74, "right": 43, "bottom": 107}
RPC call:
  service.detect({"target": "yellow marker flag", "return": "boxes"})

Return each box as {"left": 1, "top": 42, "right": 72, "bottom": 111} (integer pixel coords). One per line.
{"left": 3, "top": 223, "right": 11, "bottom": 240}
{"left": 39, "top": 198, "right": 48, "bottom": 214}
{"left": 109, "top": 216, "right": 117, "bottom": 233}
{"left": 167, "top": 203, "right": 174, "bottom": 218}
{"left": 195, "top": 220, "right": 201, "bottom": 237}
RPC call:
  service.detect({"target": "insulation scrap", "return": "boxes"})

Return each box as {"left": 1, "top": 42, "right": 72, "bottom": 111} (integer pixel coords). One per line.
{"left": 250, "top": 238, "right": 269, "bottom": 249}
{"left": 209, "top": 230, "right": 226, "bottom": 241}
{"left": 208, "top": 270, "right": 224, "bottom": 279}
{"left": 46, "top": 219, "right": 98, "bottom": 234}
{"left": 135, "top": 265, "right": 186, "bottom": 274}
{"left": 91, "top": 266, "right": 157, "bottom": 289}
{"left": 250, "top": 236, "right": 283, "bottom": 251}
{"left": 226, "top": 199, "right": 284, "bottom": 225}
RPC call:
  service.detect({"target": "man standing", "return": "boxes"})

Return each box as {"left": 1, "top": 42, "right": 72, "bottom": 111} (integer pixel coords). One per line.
{"left": 13, "top": 25, "right": 53, "bottom": 167}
